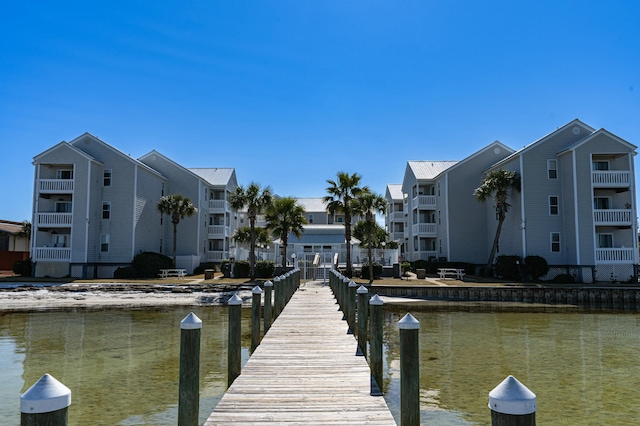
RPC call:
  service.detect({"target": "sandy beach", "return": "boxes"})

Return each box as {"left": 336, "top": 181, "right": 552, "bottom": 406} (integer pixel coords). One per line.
{"left": 0, "top": 280, "right": 255, "bottom": 312}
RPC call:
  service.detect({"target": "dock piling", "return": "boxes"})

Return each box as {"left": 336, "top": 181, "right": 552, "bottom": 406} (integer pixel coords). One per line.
{"left": 251, "top": 286, "right": 263, "bottom": 352}
{"left": 179, "top": 312, "right": 202, "bottom": 426}
{"left": 489, "top": 375, "right": 537, "bottom": 425}
{"left": 227, "top": 293, "right": 243, "bottom": 386}
{"left": 398, "top": 313, "right": 420, "bottom": 426}
{"left": 20, "top": 374, "right": 71, "bottom": 426}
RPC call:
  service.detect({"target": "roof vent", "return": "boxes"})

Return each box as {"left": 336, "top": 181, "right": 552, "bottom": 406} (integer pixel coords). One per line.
{"left": 572, "top": 127, "right": 581, "bottom": 135}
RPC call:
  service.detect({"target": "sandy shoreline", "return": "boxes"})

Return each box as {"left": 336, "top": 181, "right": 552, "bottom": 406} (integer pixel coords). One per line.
{"left": 0, "top": 282, "right": 255, "bottom": 312}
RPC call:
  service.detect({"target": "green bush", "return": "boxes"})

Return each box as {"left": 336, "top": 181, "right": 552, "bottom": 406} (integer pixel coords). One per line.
{"left": 13, "top": 259, "right": 32, "bottom": 276}
{"left": 256, "top": 260, "right": 275, "bottom": 278}
{"left": 552, "top": 273, "right": 575, "bottom": 284}
{"left": 361, "top": 262, "right": 383, "bottom": 279}
{"left": 401, "top": 261, "right": 411, "bottom": 276}
{"left": 524, "top": 255, "right": 549, "bottom": 280}
{"left": 234, "top": 260, "right": 251, "bottom": 278}
{"left": 131, "top": 252, "right": 173, "bottom": 278}
{"left": 114, "top": 266, "right": 138, "bottom": 279}
{"left": 495, "top": 255, "right": 523, "bottom": 280}
{"left": 194, "top": 262, "right": 217, "bottom": 275}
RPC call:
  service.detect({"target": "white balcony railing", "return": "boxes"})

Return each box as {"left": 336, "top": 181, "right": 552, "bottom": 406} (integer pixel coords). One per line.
{"left": 592, "top": 171, "right": 630, "bottom": 187}
{"left": 596, "top": 248, "right": 635, "bottom": 263}
{"left": 413, "top": 223, "right": 437, "bottom": 235}
{"left": 206, "top": 251, "right": 228, "bottom": 262}
{"left": 593, "top": 209, "right": 633, "bottom": 225}
{"left": 33, "top": 247, "right": 71, "bottom": 261}
{"left": 208, "top": 225, "right": 230, "bottom": 238}
{"left": 208, "top": 200, "right": 230, "bottom": 212}
{"left": 39, "top": 179, "right": 74, "bottom": 193}
{"left": 37, "top": 213, "right": 72, "bottom": 227}
{"left": 412, "top": 250, "right": 438, "bottom": 261}
{"left": 412, "top": 195, "right": 436, "bottom": 209}
{"left": 392, "top": 231, "right": 405, "bottom": 241}
{"left": 392, "top": 211, "right": 404, "bottom": 221}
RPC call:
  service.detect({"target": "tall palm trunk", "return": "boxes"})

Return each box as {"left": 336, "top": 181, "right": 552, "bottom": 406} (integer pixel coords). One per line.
{"left": 345, "top": 208, "right": 352, "bottom": 277}
{"left": 249, "top": 210, "right": 256, "bottom": 280}
{"left": 172, "top": 215, "right": 179, "bottom": 268}
{"left": 484, "top": 206, "right": 506, "bottom": 277}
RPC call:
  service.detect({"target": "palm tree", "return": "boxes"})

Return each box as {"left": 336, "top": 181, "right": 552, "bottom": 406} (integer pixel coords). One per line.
{"left": 157, "top": 194, "right": 197, "bottom": 268}
{"left": 265, "top": 197, "right": 307, "bottom": 267}
{"left": 229, "top": 182, "right": 273, "bottom": 280}
{"left": 324, "top": 172, "right": 369, "bottom": 277}
{"left": 232, "top": 226, "right": 272, "bottom": 260}
{"left": 17, "top": 220, "right": 31, "bottom": 240}
{"left": 474, "top": 169, "right": 521, "bottom": 277}
{"left": 352, "top": 192, "right": 387, "bottom": 283}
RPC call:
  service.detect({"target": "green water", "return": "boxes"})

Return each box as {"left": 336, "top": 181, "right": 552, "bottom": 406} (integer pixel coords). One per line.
{"left": 1, "top": 307, "right": 639, "bottom": 425}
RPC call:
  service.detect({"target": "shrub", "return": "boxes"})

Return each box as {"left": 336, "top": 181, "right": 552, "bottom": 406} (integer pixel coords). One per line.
{"left": 401, "top": 261, "right": 411, "bottom": 276}
{"left": 234, "top": 260, "right": 251, "bottom": 278}
{"left": 495, "top": 255, "right": 523, "bottom": 280}
{"left": 361, "top": 262, "right": 383, "bottom": 279}
{"left": 552, "top": 273, "right": 575, "bottom": 284}
{"left": 524, "top": 255, "right": 549, "bottom": 280}
{"left": 114, "top": 266, "right": 138, "bottom": 279}
{"left": 194, "top": 262, "right": 217, "bottom": 275}
{"left": 131, "top": 252, "right": 173, "bottom": 278}
{"left": 13, "top": 259, "right": 32, "bottom": 276}
{"left": 255, "top": 260, "right": 275, "bottom": 278}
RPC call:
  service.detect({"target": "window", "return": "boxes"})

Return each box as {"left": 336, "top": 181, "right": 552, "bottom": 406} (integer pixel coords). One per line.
{"left": 102, "top": 202, "right": 111, "bottom": 219}
{"left": 549, "top": 196, "right": 559, "bottom": 215}
{"left": 547, "top": 160, "right": 557, "bottom": 179}
{"left": 598, "top": 233, "right": 613, "bottom": 248}
{"left": 308, "top": 214, "right": 314, "bottom": 224}
{"left": 593, "top": 197, "right": 610, "bottom": 210}
{"left": 100, "top": 234, "right": 109, "bottom": 252}
{"left": 336, "top": 216, "right": 344, "bottom": 223}
{"left": 551, "top": 232, "right": 560, "bottom": 252}
{"left": 103, "top": 169, "right": 112, "bottom": 186}
{"left": 52, "top": 234, "right": 69, "bottom": 247}
{"left": 55, "top": 201, "right": 72, "bottom": 213}
{"left": 592, "top": 161, "right": 609, "bottom": 171}
{"left": 56, "top": 169, "right": 73, "bottom": 179}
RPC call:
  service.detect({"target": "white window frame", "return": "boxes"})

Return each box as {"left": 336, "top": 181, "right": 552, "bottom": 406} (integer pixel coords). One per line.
{"left": 551, "top": 232, "right": 560, "bottom": 252}
{"left": 549, "top": 196, "right": 559, "bottom": 215}
{"left": 52, "top": 234, "right": 69, "bottom": 248}
{"left": 100, "top": 234, "right": 110, "bottom": 252}
{"left": 55, "top": 201, "right": 72, "bottom": 213}
{"left": 56, "top": 169, "right": 73, "bottom": 179}
{"left": 592, "top": 160, "right": 609, "bottom": 171}
{"left": 593, "top": 196, "right": 611, "bottom": 210}
{"left": 547, "top": 159, "right": 557, "bottom": 179}
{"left": 102, "top": 202, "right": 111, "bottom": 219}
{"left": 597, "top": 233, "right": 613, "bottom": 248}
{"left": 103, "top": 169, "right": 112, "bottom": 187}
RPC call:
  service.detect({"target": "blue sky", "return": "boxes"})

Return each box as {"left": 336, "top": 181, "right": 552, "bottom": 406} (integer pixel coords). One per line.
{"left": 1, "top": 1, "right": 639, "bottom": 222}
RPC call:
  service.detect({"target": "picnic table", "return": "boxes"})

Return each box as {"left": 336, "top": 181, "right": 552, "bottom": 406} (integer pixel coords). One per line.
{"left": 437, "top": 268, "right": 465, "bottom": 280}
{"left": 159, "top": 269, "right": 187, "bottom": 279}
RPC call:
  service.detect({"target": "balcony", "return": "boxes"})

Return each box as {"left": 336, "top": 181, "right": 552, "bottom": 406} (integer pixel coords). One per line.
{"left": 595, "top": 248, "right": 635, "bottom": 264}
{"left": 592, "top": 171, "right": 630, "bottom": 188}
{"left": 593, "top": 209, "right": 633, "bottom": 226}
{"left": 412, "top": 223, "right": 437, "bottom": 235}
{"left": 412, "top": 195, "right": 436, "bottom": 209}
{"left": 206, "top": 251, "right": 228, "bottom": 262}
{"left": 39, "top": 179, "right": 74, "bottom": 193}
{"left": 413, "top": 250, "right": 438, "bottom": 261}
{"left": 33, "top": 247, "right": 71, "bottom": 261}
{"left": 208, "top": 225, "right": 230, "bottom": 238}
{"left": 37, "top": 213, "right": 72, "bottom": 227}
{"left": 208, "top": 200, "right": 230, "bottom": 212}
{"left": 392, "top": 211, "right": 404, "bottom": 221}
{"left": 391, "top": 231, "right": 405, "bottom": 241}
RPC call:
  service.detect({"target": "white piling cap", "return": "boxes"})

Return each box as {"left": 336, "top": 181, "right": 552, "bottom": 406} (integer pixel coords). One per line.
{"left": 488, "top": 375, "right": 537, "bottom": 415}
{"left": 228, "top": 293, "right": 243, "bottom": 305}
{"left": 369, "top": 294, "right": 384, "bottom": 305}
{"left": 264, "top": 280, "right": 273, "bottom": 287}
{"left": 343, "top": 276, "right": 350, "bottom": 283}
{"left": 252, "top": 285, "right": 263, "bottom": 294}
{"left": 274, "top": 276, "right": 281, "bottom": 282}
{"left": 357, "top": 285, "right": 368, "bottom": 294}
{"left": 398, "top": 313, "right": 420, "bottom": 329}
{"left": 348, "top": 280, "right": 357, "bottom": 287}
{"left": 180, "top": 312, "right": 202, "bottom": 329}
{"left": 21, "top": 374, "right": 71, "bottom": 414}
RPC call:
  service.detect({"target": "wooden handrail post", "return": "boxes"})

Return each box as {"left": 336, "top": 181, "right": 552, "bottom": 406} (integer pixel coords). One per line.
{"left": 356, "top": 285, "right": 369, "bottom": 357}
{"left": 369, "top": 294, "right": 384, "bottom": 395}
{"left": 179, "top": 312, "right": 202, "bottom": 426}
{"left": 489, "top": 375, "right": 537, "bottom": 425}
{"left": 398, "top": 313, "right": 420, "bottom": 426}
{"left": 21, "top": 374, "right": 71, "bottom": 426}
{"left": 347, "top": 280, "right": 357, "bottom": 333}
{"left": 228, "top": 293, "right": 243, "bottom": 387}
{"left": 251, "top": 285, "right": 263, "bottom": 353}
{"left": 263, "top": 280, "right": 273, "bottom": 332}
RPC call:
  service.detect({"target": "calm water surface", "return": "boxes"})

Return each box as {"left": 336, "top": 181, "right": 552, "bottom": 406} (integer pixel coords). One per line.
{"left": 1, "top": 306, "right": 639, "bottom": 425}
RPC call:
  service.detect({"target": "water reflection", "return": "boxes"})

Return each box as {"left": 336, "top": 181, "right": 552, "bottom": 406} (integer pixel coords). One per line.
{"left": 381, "top": 308, "right": 640, "bottom": 425}
{"left": 0, "top": 307, "right": 251, "bottom": 425}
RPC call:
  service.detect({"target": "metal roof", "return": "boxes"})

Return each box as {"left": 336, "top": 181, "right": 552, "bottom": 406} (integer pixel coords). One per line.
{"left": 408, "top": 161, "right": 458, "bottom": 180}
{"left": 295, "top": 198, "right": 328, "bottom": 213}
{"left": 386, "top": 184, "right": 403, "bottom": 200}
{"left": 188, "top": 168, "right": 235, "bottom": 186}
{"left": 0, "top": 220, "right": 23, "bottom": 235}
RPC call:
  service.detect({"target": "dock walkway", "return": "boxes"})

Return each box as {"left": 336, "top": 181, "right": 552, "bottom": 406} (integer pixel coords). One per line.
{"left": 205, "top": 280, "right": 396, "bottom": 425}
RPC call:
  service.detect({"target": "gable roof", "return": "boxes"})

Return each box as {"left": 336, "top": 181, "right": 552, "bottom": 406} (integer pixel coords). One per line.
{"left": 189, "top": 168, "right": 236, "bottom": 187}
{"left": 0, "top": 220, "right": 24, "bottom": 236}
{"left": 386, "top": 184, "right": 404, "bottom": 200}
{"left": 558, "top": 128, "right": 637, "bottom": 155}
{"left": 407, "top": 160, "right": 459, "bottom": 180}
{"left": 444, "top": 141, "right": 514, "bottom": 174}
{"left": 295, "top": 198, "right": 327, "bottom": 213}
{"left": 33, "top": 140, "right": 101, "bottom": 165}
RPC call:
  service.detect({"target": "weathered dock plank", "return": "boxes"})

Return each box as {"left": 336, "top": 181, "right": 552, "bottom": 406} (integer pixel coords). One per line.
{"left": 205, "top": 280, "right": 396, "bottom": 425}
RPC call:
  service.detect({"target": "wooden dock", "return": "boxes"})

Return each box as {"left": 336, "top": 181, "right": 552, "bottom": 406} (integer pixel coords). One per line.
{"left": 205, "top": 280, "right": 396, "bottom": 425}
